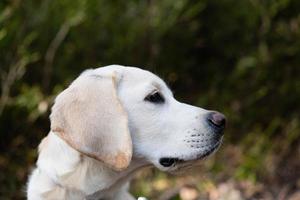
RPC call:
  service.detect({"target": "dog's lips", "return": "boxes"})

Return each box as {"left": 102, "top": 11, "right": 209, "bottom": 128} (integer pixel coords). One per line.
{"left": 180, "top": 140, "right": 221, "bottom": 163}
{"left": 157, "top": 139, "right": 222, "bottom": 171}
{"left": 164, "top": 142, "right": 221, "bottom": 173}
{"left": 195, "top": 141, "right": 221, "bottom": 160}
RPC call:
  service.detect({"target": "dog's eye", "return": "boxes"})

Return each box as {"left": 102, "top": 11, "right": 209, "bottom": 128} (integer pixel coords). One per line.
{"left": 145, "top": 91, "right": 165, "bottom": 104}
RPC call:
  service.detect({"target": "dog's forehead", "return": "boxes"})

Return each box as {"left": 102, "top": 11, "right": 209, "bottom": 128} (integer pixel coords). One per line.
{"left": 121, "top": 67, "right": 173, "bottom": 94}
{"left": 122, "top": 67, "right": 161, "bottom": 83}
{"left": 92, "top": 65, "right": 155, "bottom": 79}
{"left": 89, "top": 65, "right": 171, "bottom": 95}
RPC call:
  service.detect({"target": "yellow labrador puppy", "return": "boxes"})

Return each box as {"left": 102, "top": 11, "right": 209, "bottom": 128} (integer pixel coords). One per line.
{"left": 27, "top": 65, "right": 226, "bottom": 200}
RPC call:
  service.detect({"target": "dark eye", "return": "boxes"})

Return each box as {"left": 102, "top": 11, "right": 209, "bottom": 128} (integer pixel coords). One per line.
{"left": 145, "top": 91, "right": 165, "bottom": 103}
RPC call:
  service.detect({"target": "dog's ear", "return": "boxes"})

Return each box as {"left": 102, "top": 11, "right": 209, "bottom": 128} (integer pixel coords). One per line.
{"left": 50, "top": 70, "right": 132, "bottom": 171}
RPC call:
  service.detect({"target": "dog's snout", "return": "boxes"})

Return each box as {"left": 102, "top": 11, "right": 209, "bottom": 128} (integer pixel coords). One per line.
{"left": 207, "top": 111, "right": 226, "bottom": 130}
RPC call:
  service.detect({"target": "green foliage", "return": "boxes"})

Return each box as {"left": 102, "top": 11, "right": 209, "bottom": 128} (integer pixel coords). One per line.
{"left": 1, "top": 0, "right": 300, "bottom": 199}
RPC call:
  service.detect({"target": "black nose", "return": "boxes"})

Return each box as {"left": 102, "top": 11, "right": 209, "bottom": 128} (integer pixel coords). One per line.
{"left": 159, "top": 158, "right": 178, "bottom": 167}
{"left": 207, "top": 111, "right": 226, "bottom": 129}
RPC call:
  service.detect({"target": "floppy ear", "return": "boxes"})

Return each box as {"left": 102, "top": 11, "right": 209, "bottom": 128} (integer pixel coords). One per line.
{"left": 50, "top": 71, "right": 132, "bottom": 171}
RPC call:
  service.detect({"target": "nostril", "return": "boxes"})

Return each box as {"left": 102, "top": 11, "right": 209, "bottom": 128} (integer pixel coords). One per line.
{"left": 208, "top": 112, "right": 226, "bottom": 128}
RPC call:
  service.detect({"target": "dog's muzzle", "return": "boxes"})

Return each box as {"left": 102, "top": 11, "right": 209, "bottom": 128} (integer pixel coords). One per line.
{"left": 158, "top": 111, "right": 226, "bottom": 169}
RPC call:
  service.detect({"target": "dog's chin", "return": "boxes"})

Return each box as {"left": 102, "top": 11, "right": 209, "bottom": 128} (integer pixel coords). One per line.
{"left": 156, "top": 140, "right": 222, "bottom": 173}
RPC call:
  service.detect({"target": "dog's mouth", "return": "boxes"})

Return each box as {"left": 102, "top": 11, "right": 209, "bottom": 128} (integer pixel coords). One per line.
{"left": 158, "top": 141, "right": 221, "bottom": 168}
{"left": 159, "top": 157, "right": 183, "bottom": 168}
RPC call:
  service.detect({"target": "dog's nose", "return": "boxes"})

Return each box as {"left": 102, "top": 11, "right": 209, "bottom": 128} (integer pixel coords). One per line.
{"left": 207, "top": 111, "right": 226, "bottom": 129}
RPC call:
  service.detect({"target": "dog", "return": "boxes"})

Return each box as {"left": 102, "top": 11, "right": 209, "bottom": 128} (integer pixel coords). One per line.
{"left": 27, "top": 65, "right": 226, "bottom": 200}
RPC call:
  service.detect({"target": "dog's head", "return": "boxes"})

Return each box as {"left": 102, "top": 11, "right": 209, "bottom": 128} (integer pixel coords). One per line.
{"left": 50, "top": 65, "right": 226, "bottom": 172}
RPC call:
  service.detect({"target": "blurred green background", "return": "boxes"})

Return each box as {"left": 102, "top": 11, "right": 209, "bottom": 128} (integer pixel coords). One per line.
{"left": 1, "top": 0, "right": 300, "bottom": 199}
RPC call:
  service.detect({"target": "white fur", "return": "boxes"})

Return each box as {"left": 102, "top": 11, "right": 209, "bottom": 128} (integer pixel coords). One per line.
{"left": 27, "top": 65, "right": 222, "bottom": 200}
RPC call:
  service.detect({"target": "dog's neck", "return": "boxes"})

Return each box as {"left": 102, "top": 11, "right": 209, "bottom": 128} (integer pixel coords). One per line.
{"left": 39, "top": 132, "right": 150, "bottom": 198}
{"left": 87, "top": 157, "right": 150, "bottom": 199}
